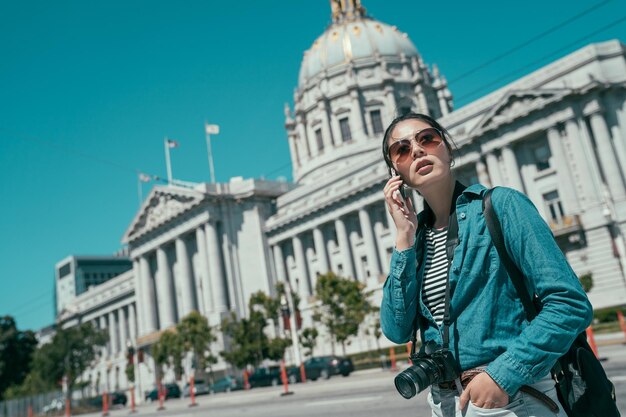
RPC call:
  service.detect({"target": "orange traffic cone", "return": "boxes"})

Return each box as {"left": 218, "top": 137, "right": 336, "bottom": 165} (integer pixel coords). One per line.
{"left": 586, "top": 326, "right": 599, "bottom": 358}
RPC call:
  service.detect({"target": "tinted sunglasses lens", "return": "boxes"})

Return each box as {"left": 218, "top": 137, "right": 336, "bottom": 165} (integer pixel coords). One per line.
{"left": 417, "top": 128, "right": 443, "bottom": 149}
{"left": 389, "top": 140, "right": 411, "bottom": 163}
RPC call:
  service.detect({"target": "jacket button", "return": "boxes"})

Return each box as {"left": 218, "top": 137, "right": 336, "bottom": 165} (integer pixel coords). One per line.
{"left": 459, "top": 212, "right": 466, "bottom": 220}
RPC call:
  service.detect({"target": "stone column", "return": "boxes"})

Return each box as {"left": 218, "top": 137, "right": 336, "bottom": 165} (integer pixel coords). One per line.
{"left": 335, "top": 217, "right": 355, "bottom": 279}
{"left": 475, "top": 160, "right": 491, "bottom": 187}
{"left": 99, "top": 316, "right": 108, "bottom": 358}
{"left": 131, "top": 260, "right": 145, "bottom": 335}
{"left": 358, "top": 207, "right": 381, "bottom": 277}
{"left": 589, "top": 111, "right": 626, "bottom": 202}
{"left": 292, "top": 235, "right": 311, "bottom": 296}
{"left": 566, "top": 118, "right": 602, "bottom": 205}
{"left": 139, "top": 256, "right": 157, "bottom": 333}
{"left": 273, "top": 244, "right": 288, "bottom": 282}
{"left": 373, "top": 218, "right": 389, "bottom": 275}
{"left": 156, "top": 247, "right": 175, "bottom": 329}
{"left": 108, "top": 311, "right": 118, "bottom": 357}
{"left": 118, "top": 307, "right": 128, "bottom": 353}
{"left": 500, "top": 145, "right": 524, "bottom": 191}
{"left": 128, "top": 303, "right": 137, "bottom": 342}
{"left": 547, "top": 127, "right": 580, "bottom": 213}
{"left": 350, "top": 90, "right": 366, "bottom": 139}
{"left": 312, "top": 228, "right": 329, "bottom": 274}
{"left": 195, "top": 227, "right": 210, "bottom": 315}
{"left": 206, "top": 221, "right": 228, "bottom": 313}
{"left": 287, "top": 132, "right": 300, "bottom": 169}
{"left": 319, "top": 100, "right": 336, "bottom": 147}
{"left": 175, "top": 237, "right": 195, "bottom": 317}
{"left": 485, "top": 152, "right": 504, "bottom": 187}
{"left": 385, "top": 86, "right": 398, "bottom": 117}
{"left": 518, "top": 147, "right": 544, "bottom": 217}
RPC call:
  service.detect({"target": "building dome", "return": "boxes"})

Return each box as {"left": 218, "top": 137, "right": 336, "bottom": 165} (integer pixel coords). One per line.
{"left": 284, "top": 1, "right": 453, "bottom": 185}
{"left": 298, "top": 5, "right": 419, "bottom": 89}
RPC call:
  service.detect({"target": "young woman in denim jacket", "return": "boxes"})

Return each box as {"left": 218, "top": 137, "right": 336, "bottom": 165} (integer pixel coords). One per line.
{"left": 380, "top": 112, "right": 593, "bottom": 417}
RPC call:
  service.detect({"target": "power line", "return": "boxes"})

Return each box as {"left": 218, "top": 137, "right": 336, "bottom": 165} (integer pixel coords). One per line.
{"left": 449, "top": 0, "right": 612, "bottom": 84}
{"left": 455, "top": 15, "right": 626, "bottom": 103}
{"left": 5, "top": 290, "right": 53, "bottom": 317}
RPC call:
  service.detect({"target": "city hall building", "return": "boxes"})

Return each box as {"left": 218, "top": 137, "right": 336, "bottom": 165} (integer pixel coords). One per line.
{"left": 54, "top": 0, "right": 626, "bottom": 399}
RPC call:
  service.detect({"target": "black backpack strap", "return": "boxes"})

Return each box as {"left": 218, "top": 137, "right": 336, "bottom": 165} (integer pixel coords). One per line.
{"left": 482, "top": 188, "right": 538, "bottom": 320}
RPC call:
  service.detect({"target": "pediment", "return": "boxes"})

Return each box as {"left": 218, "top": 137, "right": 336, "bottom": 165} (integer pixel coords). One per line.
{"left": 471, "top": 88, "right": 571, "bottom": 136}
{"left": 122, "top": 186, "right": 205, "bottom": 244}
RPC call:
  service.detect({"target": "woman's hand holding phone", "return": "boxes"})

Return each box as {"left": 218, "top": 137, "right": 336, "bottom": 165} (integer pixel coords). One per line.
{"left": 384, "top": 175, "right": 417, "bottom": 250}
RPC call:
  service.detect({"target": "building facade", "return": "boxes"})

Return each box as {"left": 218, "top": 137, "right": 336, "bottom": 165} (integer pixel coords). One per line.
{"left": 55, "top": 0, "right": 626, "bottom": 401}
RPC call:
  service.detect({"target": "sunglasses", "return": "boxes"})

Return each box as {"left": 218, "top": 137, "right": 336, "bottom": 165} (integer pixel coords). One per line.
{"left": 387, "top": 127, "right": 444, "bottom": 165}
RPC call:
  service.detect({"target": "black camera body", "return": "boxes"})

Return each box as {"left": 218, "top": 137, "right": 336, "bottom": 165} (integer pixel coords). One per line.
{"left": 394, "top": 344, "right": 460, "bottom": 399}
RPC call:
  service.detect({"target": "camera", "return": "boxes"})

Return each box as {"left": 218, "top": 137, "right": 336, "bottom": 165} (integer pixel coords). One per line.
{"left": 394, "top": 343, "right": 459, "bottom": 399}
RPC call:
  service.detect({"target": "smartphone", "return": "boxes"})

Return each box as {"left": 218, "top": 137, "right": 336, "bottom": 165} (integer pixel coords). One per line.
{"left": 390, "top": 168, "right": 407, "bottom": 199}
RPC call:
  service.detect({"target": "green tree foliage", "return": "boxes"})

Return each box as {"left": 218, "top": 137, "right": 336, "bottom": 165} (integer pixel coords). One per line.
{"left": 313, "top": 272, "right": 375, "bottom": 355}
{"left": 177, "top": 311, "right": 218, "bottom": 375}
{"left": 0, "top": 316, "right": 38, "bottom": 400}
{"left": 151, "top": 330, "right": 183, "bottom": 380}
{"left": 32, "top": 323, "right": 107, "bottom": 402}
{"left": 579, "top": 272, "right": 593, "bottom": 293}
{"left": 220, "top": 291, "right": 291, "bottom": 368}
{"left": 299, "top": 327, "right": 318, "bottom": 357}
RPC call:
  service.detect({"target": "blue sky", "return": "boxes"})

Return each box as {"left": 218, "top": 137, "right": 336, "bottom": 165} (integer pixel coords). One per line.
{"left": 1, "top": 0, "right": 625, "bottom": 332}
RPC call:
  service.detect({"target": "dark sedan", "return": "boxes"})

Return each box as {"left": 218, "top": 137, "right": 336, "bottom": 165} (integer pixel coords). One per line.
{"left": 302, "top": 356, "right": 354, "bottom": 381}
{"left": 144, "top": 383, "right": 181, "bottom": 402}
{"left": 209, "top": 376, "right": 244, "bottom": 393}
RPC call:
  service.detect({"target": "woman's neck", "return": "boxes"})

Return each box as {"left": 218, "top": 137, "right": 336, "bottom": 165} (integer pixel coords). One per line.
{"left": 422, "top": 178, "right": 456, "bottom": 229}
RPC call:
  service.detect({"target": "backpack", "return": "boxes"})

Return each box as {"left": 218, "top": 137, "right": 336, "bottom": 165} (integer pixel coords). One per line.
{"left": 483, "top": 188, "right": 620, "bottom": 417}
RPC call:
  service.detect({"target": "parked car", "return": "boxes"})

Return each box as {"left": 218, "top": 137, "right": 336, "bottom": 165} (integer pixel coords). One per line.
{"left": 247, "top": 367, "right": 282, "bottom": 388}
{"left": 302, "top": 356, "right": 354, "bottom": 381}
{"left": 209, "top": 375, "right": 244, "bottom": 393}
{"left": 87, "top": 391, "right": 127, "bottom": 408}
{"left": 145, "top": 383, "right": 181, "bottom": 402}
{"left": 182, "top": 379, "right": 210, "bottom": 397}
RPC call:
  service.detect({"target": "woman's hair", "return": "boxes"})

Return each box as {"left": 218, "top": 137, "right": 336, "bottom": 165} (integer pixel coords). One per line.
{"left": 381, "top": 112, "right": 455, "bottom": 177}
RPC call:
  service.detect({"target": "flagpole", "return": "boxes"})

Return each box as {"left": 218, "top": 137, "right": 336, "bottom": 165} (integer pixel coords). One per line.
{"left": 137, "top": 172, "right": 143, "bottom": 208}
{"left": 205, "top": 122, "right": 218, "bottom": 184}
{"left": 164, "top": 137, "right": 173, "bottom": 186}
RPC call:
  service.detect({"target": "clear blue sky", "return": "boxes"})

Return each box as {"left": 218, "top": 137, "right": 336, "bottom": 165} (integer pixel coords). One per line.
{"left": 2, "top": 0, "right": 625, "bottom": 332}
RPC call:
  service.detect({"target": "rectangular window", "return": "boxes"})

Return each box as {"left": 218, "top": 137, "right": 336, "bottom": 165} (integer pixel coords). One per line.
{"left": 543, "top": 191, "right": 564, "bottom": 224}
{"left": 370, "top": 110, "right": 384, "bottom": 135}
{"left": 532, "top": 141, "right": 551, "bottom": 171}
{"left": 339, "top": 118, "right": 352, "bottom": 142}
{"left": 315, "top": 128, "right": 324, "bottom": 151}
{"left": 59, "top": 263, "right": 71, "bottom": 278}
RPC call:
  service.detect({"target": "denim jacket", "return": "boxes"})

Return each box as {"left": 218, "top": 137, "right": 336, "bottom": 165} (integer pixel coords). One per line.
{"left": 380, "top": 183, "right": 593, "bottom": 396}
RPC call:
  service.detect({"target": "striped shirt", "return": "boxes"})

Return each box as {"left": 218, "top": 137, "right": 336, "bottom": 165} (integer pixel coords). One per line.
{"left": 423, "top": 227, "right": 449, "bottom": 326}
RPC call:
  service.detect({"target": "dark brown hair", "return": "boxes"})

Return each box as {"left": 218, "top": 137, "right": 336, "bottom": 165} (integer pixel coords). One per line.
{"left": 381, "top": 112, "right": 455, "bottom": 177}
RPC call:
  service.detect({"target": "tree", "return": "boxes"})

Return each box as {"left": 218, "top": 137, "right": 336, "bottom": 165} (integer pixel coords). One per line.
{"left": 313, "top": 272, "right": 374, "bottom": 355}
{"left": 177, "top": 311, "right": 218, "bottom": 378}
{"left": 220, "top": 291, "right": 291, "bottom": 369}
{"left": 299, "top": 327, "right": 319, "bottom": 357}
{"left": 151, "top": 330, "right": 183, "bottom": 381}
{"left": 32, "top": 322, "right": 107, "bottom": 403}
{"left": 579, "top": 272, "right": 593, "bottom": 293}
{"left": 0, "top": 316, "right": 38, "bottom": 400}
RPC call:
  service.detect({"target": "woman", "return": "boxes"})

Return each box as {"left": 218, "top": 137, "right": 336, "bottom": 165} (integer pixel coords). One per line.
{"left": 380, "top": 112, "right": 592, "bottom": 417}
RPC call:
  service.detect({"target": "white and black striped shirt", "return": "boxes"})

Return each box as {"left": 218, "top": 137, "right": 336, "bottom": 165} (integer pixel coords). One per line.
{"left": 423, "top": 227, "right": 449, "bottom": 326}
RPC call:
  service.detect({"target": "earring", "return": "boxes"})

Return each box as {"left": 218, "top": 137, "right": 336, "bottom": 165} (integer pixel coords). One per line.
{"left": 450, "top": 159, "right": 456, "bottom": 168}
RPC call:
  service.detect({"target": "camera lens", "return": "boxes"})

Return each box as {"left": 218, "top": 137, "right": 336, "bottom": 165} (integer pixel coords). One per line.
{"left": 394, "top": 359, "right": 440, "bottom": 399}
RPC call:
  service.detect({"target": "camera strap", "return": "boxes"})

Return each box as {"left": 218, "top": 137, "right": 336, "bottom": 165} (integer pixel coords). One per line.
{"left": 442, "top": 209, "right": 458, "bottom": 352}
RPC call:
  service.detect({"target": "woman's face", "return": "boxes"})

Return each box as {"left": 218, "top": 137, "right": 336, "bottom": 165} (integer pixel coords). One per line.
{"left": 387, "top": 118, "right": 452, "bottom": 191}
